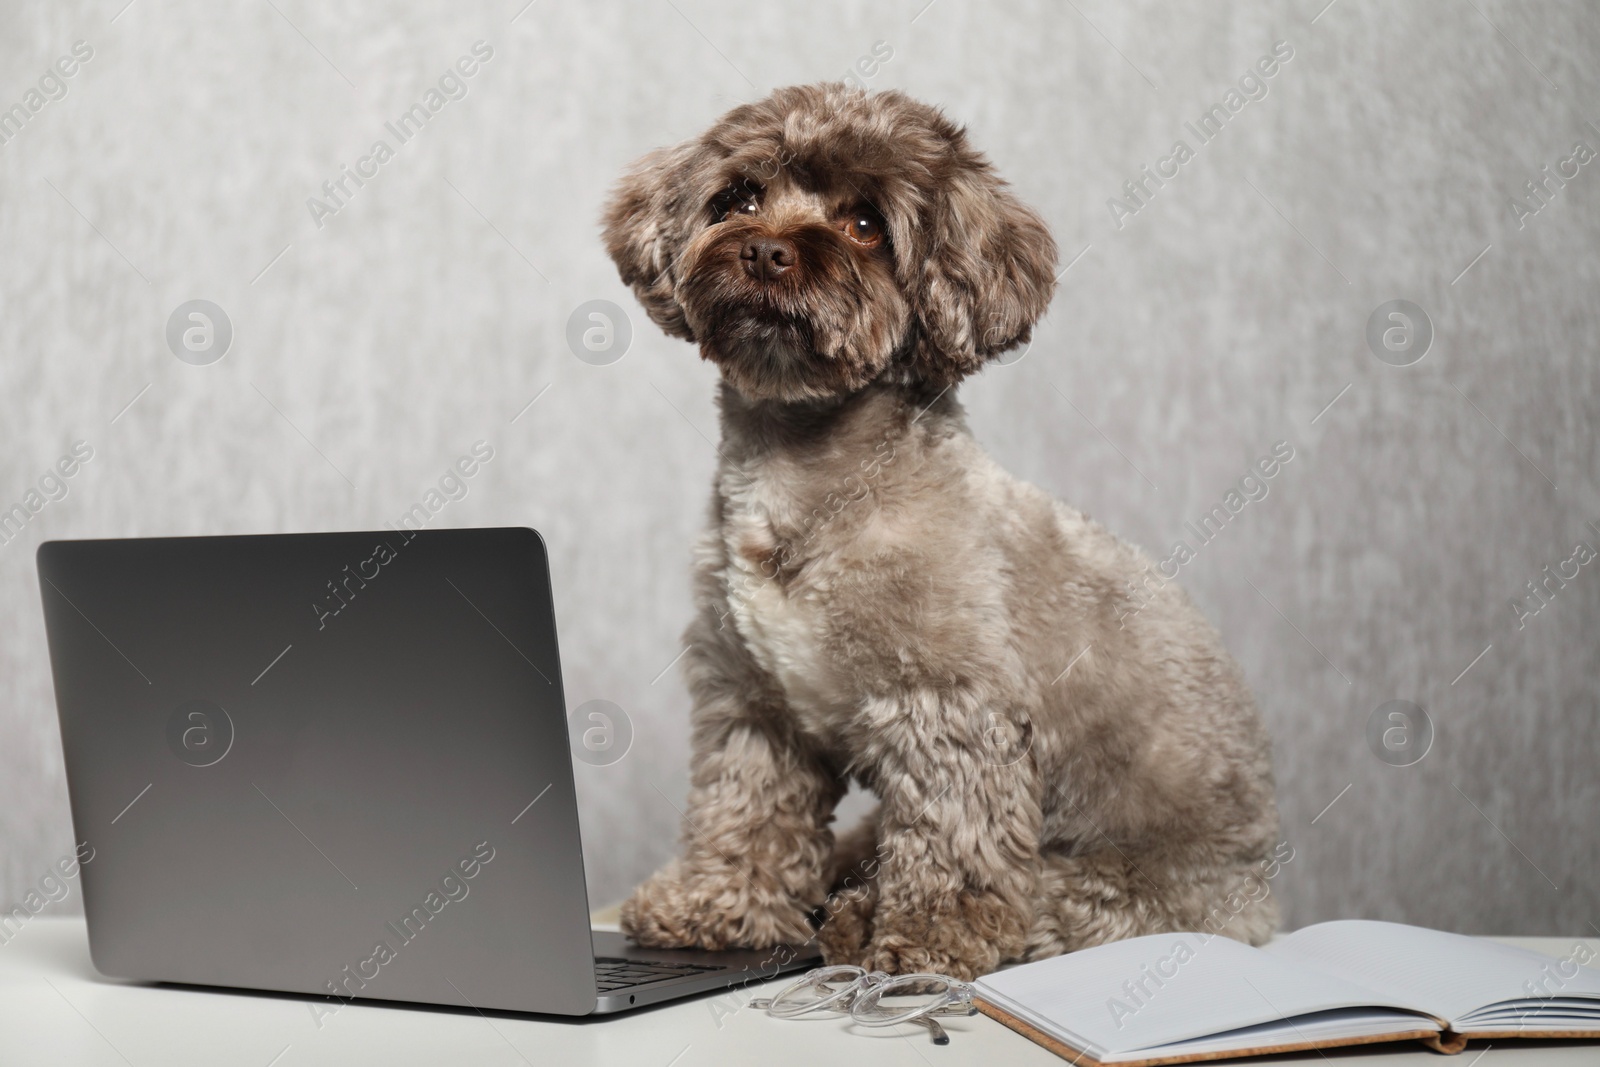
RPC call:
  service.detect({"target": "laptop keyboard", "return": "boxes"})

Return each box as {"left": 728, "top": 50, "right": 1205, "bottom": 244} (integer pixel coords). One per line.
{"left": 595, "top": 956, "right": 728, "bottom": 992}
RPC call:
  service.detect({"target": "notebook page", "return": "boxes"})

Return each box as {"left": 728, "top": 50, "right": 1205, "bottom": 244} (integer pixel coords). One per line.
{"left": 1266, "top": 921, "right": 1600, "bottom": 1025}
{"left": 974, "top": 931, "right": 1433, "bottom": 1058}
{"left": 1143, "top": 1008, "right": 1440, "bottom": 1060}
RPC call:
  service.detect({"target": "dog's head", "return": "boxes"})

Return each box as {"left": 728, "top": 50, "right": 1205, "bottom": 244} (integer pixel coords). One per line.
{"left": 603, "top": 83, "right": 1057, "bottom": 402}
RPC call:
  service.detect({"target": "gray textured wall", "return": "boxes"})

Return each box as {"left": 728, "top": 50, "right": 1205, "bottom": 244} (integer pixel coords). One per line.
{"left": 2, "top": 0, "right": 1595, "bottom": 936}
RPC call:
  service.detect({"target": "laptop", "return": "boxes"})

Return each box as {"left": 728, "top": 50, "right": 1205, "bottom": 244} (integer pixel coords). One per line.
{"left": 37, "top": 527, "right": 818, "bottom": 1015}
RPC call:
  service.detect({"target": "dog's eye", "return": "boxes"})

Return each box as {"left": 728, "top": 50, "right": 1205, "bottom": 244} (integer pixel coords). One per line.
{"left": 843, "top": 208, "right": 885, "bottom": 247}
{"left": 711, "top": 186, "right": 761, "bottom": 223}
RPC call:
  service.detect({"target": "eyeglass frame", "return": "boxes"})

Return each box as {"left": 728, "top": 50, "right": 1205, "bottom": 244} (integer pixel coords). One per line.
{"left": 750, "top": 964, "right": 978, "bottom": 1043}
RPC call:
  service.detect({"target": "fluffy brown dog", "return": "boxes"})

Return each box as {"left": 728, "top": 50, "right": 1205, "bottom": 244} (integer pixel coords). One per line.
{"left": 603, "top": 83, "right": 1281, "bottom": 981}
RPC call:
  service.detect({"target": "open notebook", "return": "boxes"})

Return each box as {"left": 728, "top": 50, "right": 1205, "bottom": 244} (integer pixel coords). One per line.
{"left": 973, "top": 921, "right": 1600, "bottom": 1066}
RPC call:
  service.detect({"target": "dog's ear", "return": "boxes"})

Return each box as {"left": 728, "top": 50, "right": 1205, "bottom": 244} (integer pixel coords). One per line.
{"left": 602, "top": 141, "right": 704, "bottom": 342}
{"left": 905, "top": 167, "right": 1057, "bottom": 385}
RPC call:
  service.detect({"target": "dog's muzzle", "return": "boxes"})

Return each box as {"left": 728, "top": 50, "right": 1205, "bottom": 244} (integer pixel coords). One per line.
{"left": 740, "top": 235, "right": 797, "bottom": 282}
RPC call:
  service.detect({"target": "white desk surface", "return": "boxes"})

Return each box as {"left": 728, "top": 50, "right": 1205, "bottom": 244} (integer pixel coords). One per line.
{"left": 2, "top": 918, "right": 1596, "bottom": 1066}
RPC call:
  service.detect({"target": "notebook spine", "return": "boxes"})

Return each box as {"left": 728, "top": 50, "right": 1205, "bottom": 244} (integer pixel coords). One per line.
{"left": 1421, "top": 1031, "right": 1470, "bottom": 1054}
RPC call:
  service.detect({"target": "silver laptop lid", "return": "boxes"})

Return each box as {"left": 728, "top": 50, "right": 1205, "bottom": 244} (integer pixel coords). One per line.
{"left": 38, "top": 528, "right": 598, "bottom": 1016}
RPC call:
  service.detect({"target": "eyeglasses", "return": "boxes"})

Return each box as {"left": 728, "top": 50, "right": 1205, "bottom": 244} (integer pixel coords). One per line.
{"left": 749, "top": 964, "right": 977, "bottom": 1045}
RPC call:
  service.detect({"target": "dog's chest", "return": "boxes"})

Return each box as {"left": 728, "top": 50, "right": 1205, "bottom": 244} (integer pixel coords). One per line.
{"left": 717, "top": 465, "right": 857, "bottom": 734}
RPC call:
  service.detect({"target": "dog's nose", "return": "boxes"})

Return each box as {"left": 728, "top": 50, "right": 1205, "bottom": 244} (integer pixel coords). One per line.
{"left": 740, "top": 236, "right": 797, "bottom": 281}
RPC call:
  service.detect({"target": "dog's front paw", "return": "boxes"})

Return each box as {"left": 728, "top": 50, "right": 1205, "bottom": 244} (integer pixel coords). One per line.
{"left": 620, "top": 859, "right": 813, "bottom": 951}
{"left": 855, "top": 890, "right": 1022, "bottom": 981}
{"left": 860, "top": 934, "right": 999, "bottom": 983}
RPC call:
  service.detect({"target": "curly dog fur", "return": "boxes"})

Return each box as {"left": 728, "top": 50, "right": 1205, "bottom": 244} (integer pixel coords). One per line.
{"left": 603, "top": 83, "right": 1281, "bottom": 981}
